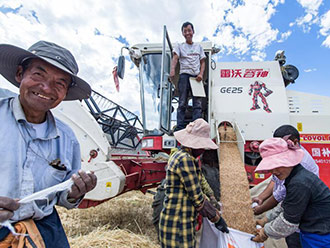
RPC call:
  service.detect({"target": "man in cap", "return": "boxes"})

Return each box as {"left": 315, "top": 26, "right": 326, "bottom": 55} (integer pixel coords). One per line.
{"left": 159, "top": 118, "right": 228, "bottom": 248}
{"left": 0, "top": 41, "right": 97, "bottom": 247}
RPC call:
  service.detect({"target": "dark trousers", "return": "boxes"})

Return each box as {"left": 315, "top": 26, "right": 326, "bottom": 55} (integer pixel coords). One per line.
{"left": 0, "top": 227, "right": 10, "bottom": 241}
{"left": 286, "top": 232, "right": 302, "bottom": 248}
{"left": 35, "top": 208, "right": 70, "bottom": 248}
{"left": 177, "top": 73, "right": 203, "bottom": 130}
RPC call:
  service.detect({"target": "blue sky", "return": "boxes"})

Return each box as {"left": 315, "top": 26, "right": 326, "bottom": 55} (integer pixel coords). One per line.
{"left": 263, "top": 0, "right": 330, "bottom": 96}
{"left": 0, "top": 0, "right": 329, "bottom": 116}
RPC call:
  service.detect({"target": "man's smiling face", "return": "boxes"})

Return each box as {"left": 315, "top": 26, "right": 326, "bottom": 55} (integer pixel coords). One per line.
{"left": 15, "top": 58, "right": 71, "bottom": 122}
{"left": 182, "top": 24, "right": 194, "bottom": 44}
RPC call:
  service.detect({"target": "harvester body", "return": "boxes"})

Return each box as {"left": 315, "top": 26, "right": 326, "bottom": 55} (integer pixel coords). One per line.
{"left": 125, "top": 25, "right": 330, "bottom": 186}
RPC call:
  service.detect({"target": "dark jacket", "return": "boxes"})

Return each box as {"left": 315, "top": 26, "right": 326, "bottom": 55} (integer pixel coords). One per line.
{"left": 283, "top": 164, "right": 330, "bottom": 234}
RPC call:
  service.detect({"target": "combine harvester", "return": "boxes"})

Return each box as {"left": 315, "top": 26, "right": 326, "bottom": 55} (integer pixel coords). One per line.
{"left": 114, "top": 26, "right": 330, "bottom": 247}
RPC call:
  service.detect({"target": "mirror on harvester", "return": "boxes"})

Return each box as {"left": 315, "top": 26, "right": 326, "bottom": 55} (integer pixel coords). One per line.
{"left": 282, "top": 64, "right": 299, "bottom": 87}
{"left": 117, "top": 55, "right": 125, "bottom": 79}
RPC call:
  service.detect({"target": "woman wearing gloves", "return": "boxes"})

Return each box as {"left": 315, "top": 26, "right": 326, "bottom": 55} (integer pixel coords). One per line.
{"left": 252, "top": 137, "right": 330, "bottom": 248}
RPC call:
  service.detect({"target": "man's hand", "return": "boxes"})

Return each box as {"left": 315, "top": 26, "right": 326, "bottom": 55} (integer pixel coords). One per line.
{"left": 169, "top": 69, "right": 175, "bottom": 82}
{"left": 198, "top": 199, "right": 220, "bottom": 223}
{"left": 253, "top": 195, "right": 278, "bottom": 215}
{"left": 251, "top": 228, "right": 268, "bottom": 243}
{"left": 0, "top": 197, "right": 19, "bottom": 222}
{"left": 169, "top": 54, "right": 178, "bottom": 82}
{"left": 210, "top": 196, "right": 221, "bottom": 211}
{"left": 252, "top": 196, "right": 263, "bottom": 205}
{"left": 67, "top": 170, "right": 97, "bottom": 201}
{"left": 256, "top": 217, "right": 268, "bottom": 227}
{"left": 196, "top": 74, "right": 203, "bottom": 82}
{"left": 253, "top": 205, "right": 264, "bottom": 215}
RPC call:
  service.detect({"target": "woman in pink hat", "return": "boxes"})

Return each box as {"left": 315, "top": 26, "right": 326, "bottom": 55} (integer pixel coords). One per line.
{"left": 251, "top": 137, "right": 330, "bottom": 247}
{"left": 158, "top": 118, "right": 228, "bottom": 248}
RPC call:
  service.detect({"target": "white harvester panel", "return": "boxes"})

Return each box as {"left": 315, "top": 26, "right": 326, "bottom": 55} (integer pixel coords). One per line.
{"left": 83, "top": 161, "right": 126, "bottom": 200}
{"left": 287, "top": 90, "right": 330, "bottom": 134}
{"left": 210, "top": 61, "right": 290, "bottom": 140}
{"left": 53, "top": 101, "right": 127, "bottom": 200}
{"left": 53, "top": 100, "right": 110, "bottom": 164}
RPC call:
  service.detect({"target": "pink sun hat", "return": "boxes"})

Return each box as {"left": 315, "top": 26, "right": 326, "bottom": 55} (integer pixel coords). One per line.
{"left": 255, "top": 137, "right": 304, "bottom": 172}
{"left": 174, "top": 118, "right": 218, "bottom": 150}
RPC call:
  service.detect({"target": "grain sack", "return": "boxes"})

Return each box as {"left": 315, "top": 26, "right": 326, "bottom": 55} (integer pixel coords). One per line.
{"left": 218, "top": 126, "right": 256, "bottom": 234}
{"left": 200, "top": 218, "right": 264, "bottom": 248}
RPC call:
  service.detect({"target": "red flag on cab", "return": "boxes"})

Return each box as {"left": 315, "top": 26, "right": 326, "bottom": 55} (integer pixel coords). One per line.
{"left": 112, "top": 66, "right": 120, "bottom": 92}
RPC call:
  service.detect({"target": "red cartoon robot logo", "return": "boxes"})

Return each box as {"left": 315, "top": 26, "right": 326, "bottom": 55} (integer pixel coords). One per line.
{"left": 248, "top": 81, "right": 273, "bottom": 113}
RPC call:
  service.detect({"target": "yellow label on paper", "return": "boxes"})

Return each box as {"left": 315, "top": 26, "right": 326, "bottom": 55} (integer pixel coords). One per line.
{"left": 106, "top": 182, "right": 112, "bottom": 188}
{"left": 297, "top": 122, "right": 303, "bottom": 132}
{"left": 255, "top": 173, "right": 265, "bottom": 179}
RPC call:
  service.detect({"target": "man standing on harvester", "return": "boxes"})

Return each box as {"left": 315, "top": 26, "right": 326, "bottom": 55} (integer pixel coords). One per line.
{"left": 170, "top": 21, "right": 206, "bottom": 131}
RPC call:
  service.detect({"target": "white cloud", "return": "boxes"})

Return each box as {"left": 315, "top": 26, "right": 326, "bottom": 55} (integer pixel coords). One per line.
{"left": 320, "top": 10, "right": 330, "bottom": 47}
{"left": 0, "top": 1, "right": 21, "bottom": 9}
{"left": 296, "top": 0, "right": 323, "bottom": 15}
{"left": 225, "top": 1, "right": 279, "bottom": 49}
{"left": 322, "top": 35, "right": 330, "bottom": 47}
{"left": 278, "top": 30, "right": 292, "bottom": 42}
{"left": 291, "top": 2, "right": 330, "bottom": 47}
{"left": 292, "top": 0, "right": 323, "bottom": 32}
{"left": 320, "top": 10, "right": 330, "bottom": 35}
{"left": 211, "top": 0, "right": 282, "bottom": 60}
{"left": 251, "top": 50, "right": 267, "bottom": 61}
{"left": 304, "top": 68, "right": 317, "bottom": 72}
{"left": 296, "top": 13, "right": 317, "bottom": 32}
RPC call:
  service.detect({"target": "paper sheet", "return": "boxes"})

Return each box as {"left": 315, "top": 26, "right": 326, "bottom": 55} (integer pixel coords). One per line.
{"left": 189, "top": 77, "right": 206, "bottom": 97}
{"left": 19, "top": 178, "right": 73, "bottom": 204}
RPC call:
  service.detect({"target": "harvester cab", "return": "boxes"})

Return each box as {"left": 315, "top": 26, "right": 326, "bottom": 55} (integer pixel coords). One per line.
{"left": 118, "top": 26, "right": 216, "bottom": 155}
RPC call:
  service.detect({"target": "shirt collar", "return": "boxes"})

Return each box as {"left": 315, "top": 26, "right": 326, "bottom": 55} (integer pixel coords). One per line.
{"left": 284, "top": 164, "right": 302, "bottom": 186}
{"left": 12, "top": 95, "right": 26, "bottom": 122}
{"left": 11, "top": 96, "right": 59, "bottom": 139}
{"left": 181, "top": 147, "right": 200, "bottom": 162}
{"left": 181, "top": 147, "right": 193, "bottom": 155}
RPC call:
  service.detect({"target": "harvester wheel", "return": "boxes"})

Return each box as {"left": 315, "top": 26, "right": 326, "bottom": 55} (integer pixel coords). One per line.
{"left": 201, "top": 164, "right": 221, "bottom": 201}
{"left": 151, "top": 179, "right": 166, "bottom": 236}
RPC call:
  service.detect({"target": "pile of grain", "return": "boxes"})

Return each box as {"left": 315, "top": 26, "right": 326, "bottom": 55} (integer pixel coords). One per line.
{"left": 57, "top": 191, "right": 159, "bottom": 248}
{"left": 218, "top": 126, "right": 256, "bottom": 234}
